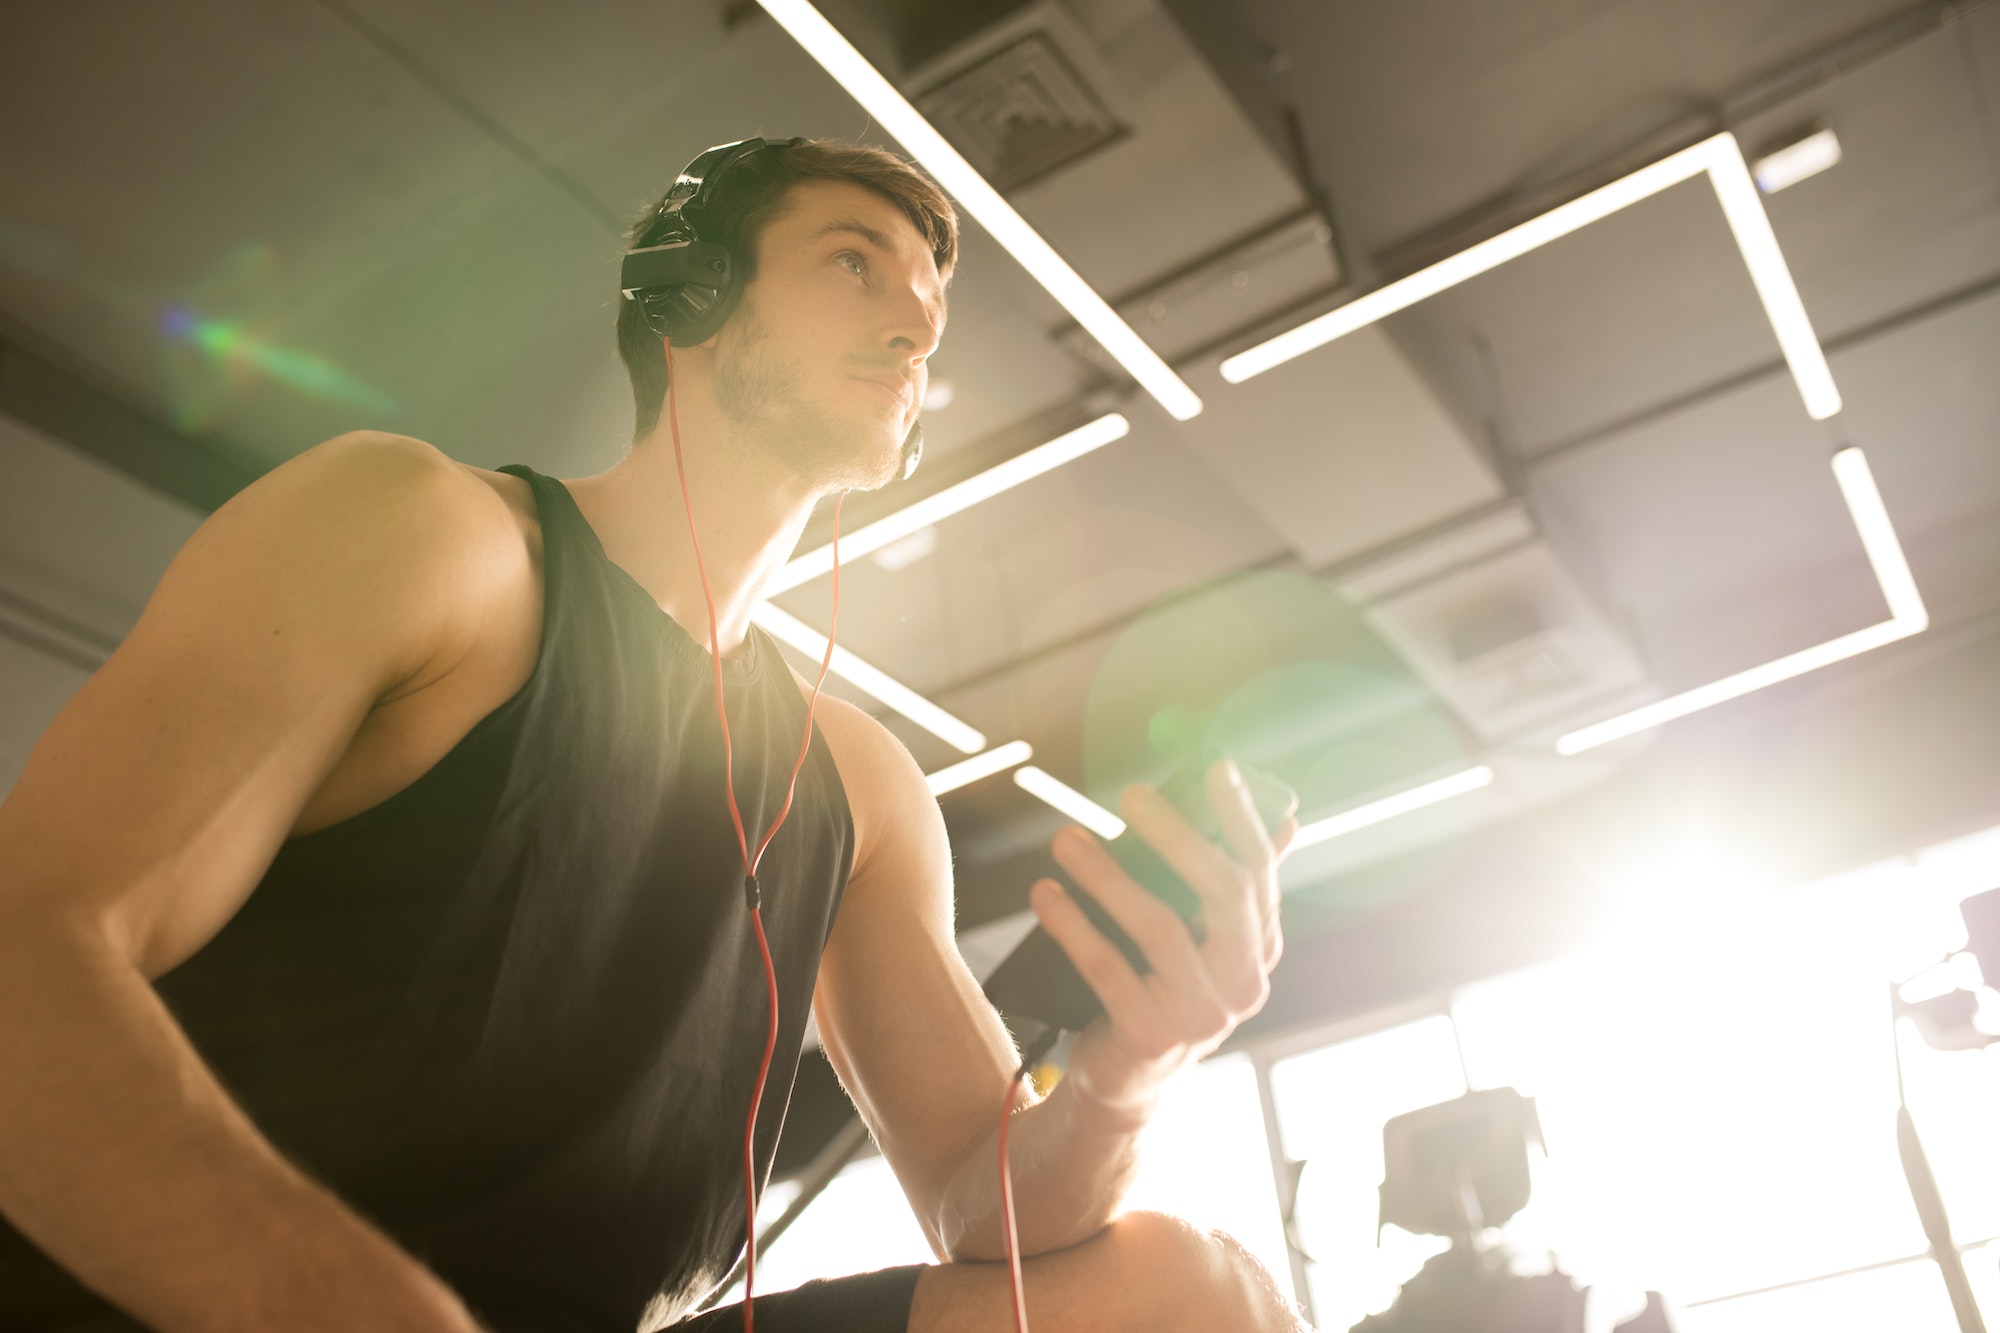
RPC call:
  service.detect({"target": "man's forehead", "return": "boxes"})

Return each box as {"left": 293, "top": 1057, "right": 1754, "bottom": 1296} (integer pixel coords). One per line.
{"left": 771, "top": 180, "right": 944, "bottom": 272}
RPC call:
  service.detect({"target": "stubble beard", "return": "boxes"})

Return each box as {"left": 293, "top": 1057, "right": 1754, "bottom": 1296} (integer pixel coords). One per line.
{"left": 712, "top": 300, "right": 902, "bottom": 493}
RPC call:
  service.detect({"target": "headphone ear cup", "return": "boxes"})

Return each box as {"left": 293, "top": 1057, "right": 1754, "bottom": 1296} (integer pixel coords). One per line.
{"left": 672, "top": 285, "right": 742, "bottom": 347}
{"left": 638, "top": 289, "right": 687, "bottom": 340}
{"left": 631, "top": 243, "right": 739, "bottom": 344}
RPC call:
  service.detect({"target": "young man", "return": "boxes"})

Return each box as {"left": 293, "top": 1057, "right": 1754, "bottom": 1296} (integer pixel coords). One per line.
{"left": 0, "top": 138, "right": 1306, "bottom": 1332}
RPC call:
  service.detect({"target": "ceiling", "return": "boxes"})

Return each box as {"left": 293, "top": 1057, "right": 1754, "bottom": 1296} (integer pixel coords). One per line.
{"left": 4, "top": 0, "right": 2000, "bottom": 1058}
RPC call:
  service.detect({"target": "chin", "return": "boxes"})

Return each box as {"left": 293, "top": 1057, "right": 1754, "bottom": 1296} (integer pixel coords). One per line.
{"left": 771, "top": 413, "right": 904, "bottom": 492}
{"left": 842, "top": 427, "right": 907, "bottom": 492}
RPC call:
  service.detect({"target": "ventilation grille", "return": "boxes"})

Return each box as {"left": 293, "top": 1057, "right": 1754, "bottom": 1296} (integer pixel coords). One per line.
{"left": 914, "top": 31, "right": 1126, "bottom": 192}
{"left": 1340, "top": 510, "right": 1655, "bottom": 744}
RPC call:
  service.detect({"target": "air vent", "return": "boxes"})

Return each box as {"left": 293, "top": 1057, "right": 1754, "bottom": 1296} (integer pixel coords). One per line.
{"left": 914, "top": 30, "right": 1126, "bottom": 192}
{"left": 1339, "top": 507, "right": 1655, "bottom": 744}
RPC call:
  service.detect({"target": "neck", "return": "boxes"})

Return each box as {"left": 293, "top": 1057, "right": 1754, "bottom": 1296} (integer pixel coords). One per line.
{"left": 563, "top": 379, "right": 825, "bottom": 658}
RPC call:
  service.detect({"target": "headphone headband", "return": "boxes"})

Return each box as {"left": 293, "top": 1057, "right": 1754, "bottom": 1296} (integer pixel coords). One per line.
{"left": 633, "top": 137, "right": 790, "bottom": 256}
{"left": 619, "top": 137, "right": 801, "bottom": 346}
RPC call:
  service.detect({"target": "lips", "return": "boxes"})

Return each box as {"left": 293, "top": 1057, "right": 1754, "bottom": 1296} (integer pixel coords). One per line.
{"left": 852, "top": 372, "right": 910, "bottom": 404}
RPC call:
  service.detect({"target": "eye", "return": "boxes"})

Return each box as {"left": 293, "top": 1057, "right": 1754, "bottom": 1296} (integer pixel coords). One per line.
{"left": 835, "top": 250, "right": 866, "bottom": 278}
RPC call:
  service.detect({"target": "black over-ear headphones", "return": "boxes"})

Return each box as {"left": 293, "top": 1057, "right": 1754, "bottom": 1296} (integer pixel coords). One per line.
{"left": 620, "top": 136, "right": 925, "bottom": 481}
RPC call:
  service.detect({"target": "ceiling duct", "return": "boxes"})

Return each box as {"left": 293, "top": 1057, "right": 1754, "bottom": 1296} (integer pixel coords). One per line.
{"left": 904, "top": 0, "right": 1340, "bottom": 347}
{"left": 913, "top": 29, "right": 1128, "bottom": 192}
{"left": 1339, "top": 505, "right": 1657, "bottom": 745}
{"left": 1058, "top": 205, "right": 1340, "bottom": 365}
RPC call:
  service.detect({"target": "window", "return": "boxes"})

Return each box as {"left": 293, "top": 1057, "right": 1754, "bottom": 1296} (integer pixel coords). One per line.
{"left": 753, "top": 1154, "right": 935, "bottom": 1297}
{"left": 742, "top": 824, "right": 2000, "bottom": 1328}
{"left": 1267, "top": 1015, "right": 1467, "bottom": 1330}
{"left": 1120, "top": 1051, "right": 1290, "bottom": 1287}
{"left": 1270, "top": 825, "right": 2000, "bottom": 1331}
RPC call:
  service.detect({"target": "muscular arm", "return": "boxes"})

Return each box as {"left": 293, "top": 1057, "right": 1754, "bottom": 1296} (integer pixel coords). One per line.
{"left": 0, "top": 435, "right": 510, "bottom": 1333}
{"left": 810, "top": 707, "right": 1292, "bottom": 1263}
{"left": 808, "top": 709, "right": 1128, "bottom": 1260}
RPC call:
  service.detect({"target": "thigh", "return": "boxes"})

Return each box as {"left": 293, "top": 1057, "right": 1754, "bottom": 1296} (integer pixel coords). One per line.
{"left": 907, "top": 1212, "right": 1305, "bottom": 1333}
{"left": 677, "top": 1264, "right": 925, "bottom": 1333}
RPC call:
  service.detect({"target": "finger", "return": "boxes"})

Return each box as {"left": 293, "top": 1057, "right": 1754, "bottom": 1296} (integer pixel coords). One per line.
{"left": 1206, "top": 760, "right": 1280, "bottom": 877}
{"left": 1117, "top": 783, "right": 1262, "bottom": 974}
{"left": 1049, "top": 827, "right": 1219, "bottom": 1016}
{"left": 1260, "top": 814, "right": 1299, "bottom": 968}
{"left": 1205, "top": 760, "right": 1282, "bottom": 942}
{"left": 1027, "top": 880, "right": 1180, "bottom": 1055}
{"left": 1271, "top": 813, "right": 1299, "bottom": 858}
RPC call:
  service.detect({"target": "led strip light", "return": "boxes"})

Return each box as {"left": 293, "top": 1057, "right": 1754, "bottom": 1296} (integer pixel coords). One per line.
{"left": 751, "top": 128, "right": 1925, "bottom": 840}
{"left": 1555, "top": 447, "right": 1927, "bottom": 754}
{"left": 749, "top": 601, "right": 986, "bottom": 754}
{"left": 1014, "top": 766, "right": 1127, "bottom": 839}
{"left": 757, "top": 415, "right": 1129, "bottom": 813}
{"left": 1291, "top": 766, "right": 1496, "bottom": 849}
{"left": 768, "top": 414, "right": 1129, "bottom": 595}
{"left": 927, "top": 741, "right": 1035, "bottom": 796}
{"left": 1217, "top": 129, "right": 1926, "bottom": 763}
{"left": 753, "top": 0, "right": 1202, "bottom": 421}
{"left": 1219, "top": 132, "right": 1842, "bottom": 421}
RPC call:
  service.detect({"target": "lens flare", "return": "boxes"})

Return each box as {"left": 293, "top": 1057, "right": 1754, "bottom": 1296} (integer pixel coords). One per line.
{"left": 161, "top": 303, "right": 396, "bottom": 428}
{"left": 158, "top": 243, "right": 395, "bottom": 432}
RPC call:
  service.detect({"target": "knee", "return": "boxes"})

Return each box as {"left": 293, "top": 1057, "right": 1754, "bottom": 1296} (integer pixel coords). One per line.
{"left": 1096, "top": 1211, "right": 1304, "bottom": 1333}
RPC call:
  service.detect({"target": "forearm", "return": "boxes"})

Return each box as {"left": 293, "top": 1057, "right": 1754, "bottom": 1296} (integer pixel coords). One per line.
{"left": 934, "top": 1071, "right": 1150, "bottom": 1262}
{"left": 0, "top": 917, "right": 480, "bottom": 1333}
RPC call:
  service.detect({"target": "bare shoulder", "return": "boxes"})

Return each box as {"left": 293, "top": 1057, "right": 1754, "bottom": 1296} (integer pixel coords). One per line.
{"left": 790, "top": 681, "right": 949, "bottom": 894}
{"left": 802, "top": 687, "right": 934, "bottom": 814}
{"left": 253, "top": 430, "right": 526, "bottom": 551}
{"left": 240, "top": 432, "right": 535, "bottom": 667}
{"left": 0, "top": 433, "right": 537, "bottom": 974}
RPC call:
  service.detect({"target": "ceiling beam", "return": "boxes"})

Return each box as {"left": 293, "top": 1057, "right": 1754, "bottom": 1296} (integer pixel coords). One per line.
{"left": 0, "top": 329, "right": 265, "bottom": 514}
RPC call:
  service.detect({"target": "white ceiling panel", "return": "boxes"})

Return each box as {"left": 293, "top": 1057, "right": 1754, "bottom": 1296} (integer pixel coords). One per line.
{"left": 0, "top": 413, "right": 200, "bottom": 627}
{"left": 1237, "top": 0, "right": 1935, "bottom": 255}
{"left": 1525, "top": 372, "right": 1894, "bottom": 692}
{"left": 1178, "top": 325, "right": 1505, "bottom": 568}
{"left": 1723, "top": 23, "right": 2000, "bottom": 340}
{"left": 1825, "top": 283, "right": 2000, "bottom": 624}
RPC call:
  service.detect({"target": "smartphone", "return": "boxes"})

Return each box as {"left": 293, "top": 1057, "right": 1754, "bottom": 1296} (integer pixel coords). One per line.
{"left": 981, "top": 750, "right": 1296, "bottom": 1033}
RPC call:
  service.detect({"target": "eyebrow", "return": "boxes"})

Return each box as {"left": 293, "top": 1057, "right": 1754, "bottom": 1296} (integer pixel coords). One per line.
{"left": 812, "top": 218, "right": 896, "bottom": 251}
{"left": 812, "top": 217, "right": 950, "bottom": 318}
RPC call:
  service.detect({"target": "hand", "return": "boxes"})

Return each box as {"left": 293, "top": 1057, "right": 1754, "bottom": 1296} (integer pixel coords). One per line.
{"left": 1028, "top": 760, "right": 1298, "bottom": 1126}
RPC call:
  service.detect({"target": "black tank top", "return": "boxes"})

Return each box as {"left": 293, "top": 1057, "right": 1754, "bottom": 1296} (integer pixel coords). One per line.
{"left": 0, "top": 465, "right": 857, "bottom": 1331}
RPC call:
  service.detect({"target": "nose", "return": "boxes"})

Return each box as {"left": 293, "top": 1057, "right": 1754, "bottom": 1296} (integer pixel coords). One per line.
{"left": 883, "top": 287, "right": 943, "bottom": 366}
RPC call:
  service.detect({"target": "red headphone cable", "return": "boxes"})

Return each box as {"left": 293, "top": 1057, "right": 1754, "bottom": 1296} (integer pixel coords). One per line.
{"left": 997, "top": 1022, "right": 1058, "bottom": 1333}
{"left": 666, "top": 341, "right": 1042, "bottom": 1333}
{"left": 998, "top": 1069, "right": 1031, "bottom": 1333}
{"left": 664, "top": 342, "right": 843, "bottom": 1333}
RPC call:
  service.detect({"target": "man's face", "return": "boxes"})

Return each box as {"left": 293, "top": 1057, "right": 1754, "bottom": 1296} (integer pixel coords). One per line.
{"left": 706, "top": 178, "right": 948, "bottom": 491}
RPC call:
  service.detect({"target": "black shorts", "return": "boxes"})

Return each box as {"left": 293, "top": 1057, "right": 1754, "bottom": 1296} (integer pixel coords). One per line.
{"left": 674, "top": 1264, "right": 926, "bottom": 1333}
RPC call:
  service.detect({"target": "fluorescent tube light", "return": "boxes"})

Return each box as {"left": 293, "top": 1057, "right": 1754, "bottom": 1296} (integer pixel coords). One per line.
{"left": 1752, "top": 127, "right": 1841, "bottom": 194}
{"left": 1556, "top": 446, "right": 1925, "bottom": 756}
{"left": 927, "top": 740, "right": 1034, "bottom": 796}
{"left": 755, "top": 0, "right": 1203, "bottom": 422}
{"left": 868, "top": 526, "right": 938, "bottom": 573}
{"left": 1219, "top": 133, "right": 1841, "bottom": 420}
{"left": 1290, "top": 766, "right": 1495, "bottom": 850}
{"left": 769, "top": 413, "right": 1129, "bottom": 594}
{"left": 1831, "top": 446, "right": 1927, "bottom": 628}
{"left": 1699, "top": 136, "right": 1842, "bottom": 419}
{"left": 749, "top": 602, "right": 986, "bottom": 753}
{"left": 1220, "top": 142, "right": 1716, "bottom": 383}
{"left": 1013, "top": 766, "right": 1127, "bottom": 839}
{"left": 1554, "top": 619, "right": 1915, "bottom": 754}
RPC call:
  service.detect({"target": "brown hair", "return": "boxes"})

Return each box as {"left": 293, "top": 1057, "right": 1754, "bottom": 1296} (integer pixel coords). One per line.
{"left": 616, "top": 138, "right": 958, "bottom": 439}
